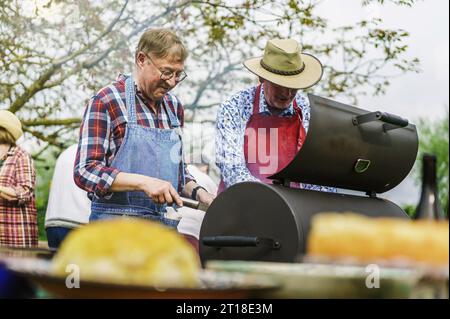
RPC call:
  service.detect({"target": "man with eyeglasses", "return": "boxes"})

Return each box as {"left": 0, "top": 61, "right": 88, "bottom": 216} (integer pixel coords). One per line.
{"left": 74, "top": 28, "right": 215, "bottom": 236}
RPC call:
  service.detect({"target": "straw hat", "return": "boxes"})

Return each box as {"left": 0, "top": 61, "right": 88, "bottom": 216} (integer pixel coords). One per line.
{"left": 0, "top": 110, "right": 23, "bottom": 141}
{"left": 243, "top": 38, "right": 323, "bottom": 89}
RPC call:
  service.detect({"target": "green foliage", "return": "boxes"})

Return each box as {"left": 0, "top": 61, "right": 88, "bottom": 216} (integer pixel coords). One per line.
{"left": 402, "top": 204, "right": 416, "bottom": 218}
{"left": 0, "top": 0, "right": 421, "bottom": 160}
{"left": 415, "top": 109, "right": 449, "bottom": 215}
{"left": 362, "top": 0, "right": 417, "bottom": 6}
{"left": 34, "top": 148, "right": 58, "bottom": 240}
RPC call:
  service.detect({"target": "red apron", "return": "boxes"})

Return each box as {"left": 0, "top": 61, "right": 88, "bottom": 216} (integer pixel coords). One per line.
{"left": 218, "top": 84, "right": 306, "bottom": 192}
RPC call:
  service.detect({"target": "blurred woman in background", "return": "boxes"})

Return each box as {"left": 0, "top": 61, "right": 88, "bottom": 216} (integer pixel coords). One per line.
{"left": 0, "top": 110, "right": 38, "bottom": 247}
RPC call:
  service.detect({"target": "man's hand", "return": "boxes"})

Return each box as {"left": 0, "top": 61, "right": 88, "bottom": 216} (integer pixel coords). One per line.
{"left": 140, "top": 176, "right": 183, "bottom": 206}
{"left": 196, "top": 188, "right": 215, "bottom": 206}
{"left": 111, "top": 172, "right": 182, "bottom": 206}
{"left": 183, "top": 181, "right": 216, "bottom": 207}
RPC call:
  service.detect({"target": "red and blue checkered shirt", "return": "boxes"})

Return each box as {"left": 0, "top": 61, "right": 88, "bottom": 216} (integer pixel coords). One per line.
{"left": 0, "top": 146, "right": 38, "bottom": 247}
{"left": 74, "top": 74, "right": 194, "bottom": 198}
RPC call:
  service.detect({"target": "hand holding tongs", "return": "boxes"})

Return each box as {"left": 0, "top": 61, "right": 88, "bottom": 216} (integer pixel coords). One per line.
{"left": 179, "top": 197, "right": 210, "bottom": 212}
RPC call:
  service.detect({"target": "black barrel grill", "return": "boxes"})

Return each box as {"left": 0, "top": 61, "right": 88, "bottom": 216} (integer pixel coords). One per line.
{"left": 200, "top": 94, "right": 418, "bottom": 264}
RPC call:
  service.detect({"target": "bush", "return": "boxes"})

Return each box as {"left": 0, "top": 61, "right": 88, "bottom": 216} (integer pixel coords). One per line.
{"left": 34, "top": 150, "right": 58, "bottom": 241}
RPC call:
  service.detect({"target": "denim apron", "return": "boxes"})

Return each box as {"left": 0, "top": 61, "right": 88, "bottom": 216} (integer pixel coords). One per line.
{"left": 89, "top": 75, "right": 184, "bottom": 228}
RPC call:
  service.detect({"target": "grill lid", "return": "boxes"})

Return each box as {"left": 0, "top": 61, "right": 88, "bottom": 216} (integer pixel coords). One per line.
{"left": 269, "top": 94, "right": 418, "bottom": 194}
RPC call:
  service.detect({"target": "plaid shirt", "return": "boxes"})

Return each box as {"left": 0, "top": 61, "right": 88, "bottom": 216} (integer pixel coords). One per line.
{"left": 0, "top": 146, "right": 38, "bottom": 247}
{"left": 74, "top": 74, "right": 194, "bottom": 199}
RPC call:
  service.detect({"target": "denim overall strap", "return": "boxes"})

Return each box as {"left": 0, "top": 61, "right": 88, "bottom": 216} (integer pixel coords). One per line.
{"left": 125, "top": 76, "right": 138, "bottom": 125}
{"left": 162, "top": 96, "right": 186, "bottom": 188}
{"left": 90, "top": 75, "right": 182, "bottom": 229}
{"left": 162, "top": 96, "right": 180, "bottom": 128}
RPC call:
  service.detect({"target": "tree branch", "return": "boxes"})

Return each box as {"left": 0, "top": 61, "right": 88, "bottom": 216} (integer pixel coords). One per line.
{"left": 8, "top": 0, "right": 191, "bottom": 114}
{"left": 22, "top": 118, "right": 82, "bottom": 127}
{"left": 52, "top": 0, "right": 130, "bottom": 67}
{"left": 187, "top": 61, "right": 240, "bottom": 110}
{"left": 23, "top": 127, "right": 65, "bottom": 148}
{"left": 8, "top": 1, "right": 130, "bottom": 114}
{"left": 8, "top": 65, "right": 60, "bottom": 113}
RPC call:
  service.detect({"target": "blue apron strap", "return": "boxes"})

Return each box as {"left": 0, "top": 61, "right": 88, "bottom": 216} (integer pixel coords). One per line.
{"left": 125, "top": 76, "right": 138, "bottom": 125}
{"left": 161, "top": 96, "right": 186, "bottom": 189}
{"left": 162, "top": 96, "right": 180, "bottom": 128}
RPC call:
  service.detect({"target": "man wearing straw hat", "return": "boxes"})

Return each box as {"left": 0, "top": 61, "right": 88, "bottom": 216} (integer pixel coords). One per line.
{"left": 216, "top": 38, "right": 336, "bottom": 192}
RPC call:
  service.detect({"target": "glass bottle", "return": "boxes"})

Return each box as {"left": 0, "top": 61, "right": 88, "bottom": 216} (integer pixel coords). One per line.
{"left": 414, "top": 153, "right": 446, "bottom": 220}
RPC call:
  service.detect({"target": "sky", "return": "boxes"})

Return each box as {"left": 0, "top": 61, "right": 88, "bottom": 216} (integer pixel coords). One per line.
{"left": 316, "top": 0, "right": 449, "bottom": 206}
{"left": 316, "top": 0, "right": 449, "bottom": 122}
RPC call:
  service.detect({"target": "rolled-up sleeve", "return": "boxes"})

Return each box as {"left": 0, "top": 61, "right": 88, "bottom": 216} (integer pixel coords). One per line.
{"left": 74, "top": 95, "right": 120, "bottom": 198}
{"left": 13, "top": 152, "right": 36, "bottom": 205}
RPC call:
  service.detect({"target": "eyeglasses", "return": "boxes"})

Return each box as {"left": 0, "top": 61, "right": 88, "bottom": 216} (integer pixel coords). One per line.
{"left": 144, "top": 53, "right": 187, "bottom": 83}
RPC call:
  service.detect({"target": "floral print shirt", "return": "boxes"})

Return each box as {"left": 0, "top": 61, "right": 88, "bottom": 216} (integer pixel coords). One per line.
{"left": 215, "top": 84, "right": 337, "bottom": 193}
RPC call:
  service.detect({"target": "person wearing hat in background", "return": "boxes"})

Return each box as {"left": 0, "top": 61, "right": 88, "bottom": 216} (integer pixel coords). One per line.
{"left": 0, "top": 110, "right": 38, "bottom": 247}
{"left": 216, "top": 38, "right": 336, "bottom": 192}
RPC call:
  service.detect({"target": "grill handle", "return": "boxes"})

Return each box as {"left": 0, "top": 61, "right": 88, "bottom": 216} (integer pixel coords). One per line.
{"left": 352, "top": 111, "right": 408, "bottom": 131}
{"left": 202, "top": 236, "right": 280, "bottom": 250}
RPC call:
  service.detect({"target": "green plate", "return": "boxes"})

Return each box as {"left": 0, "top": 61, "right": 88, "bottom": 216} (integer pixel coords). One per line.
{"left": 206, "top": 260, "right": 421, "bottom": 299}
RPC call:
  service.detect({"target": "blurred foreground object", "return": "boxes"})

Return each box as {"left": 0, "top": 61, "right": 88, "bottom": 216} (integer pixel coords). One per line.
{"left": 0, "top": 262, "right": 35, "bottom": 298}
{"left": 52, "top": 219, "right": 201, "bottom": 288}
{"left": 308, "top": 213, "right": 449, "bottom": 267}
{"left": 414, "top": 153, "right": 446, "bottom": 220}
{"left": 206, "top": 260, "right": 419, "bottom": 299}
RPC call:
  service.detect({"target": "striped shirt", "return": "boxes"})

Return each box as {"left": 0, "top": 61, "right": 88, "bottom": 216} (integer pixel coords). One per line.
{"left": 0, "top": 146, "right": 38, "bottom": 247}
{"left": 74, "top": 74, "right": 194, "bottom": 199}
